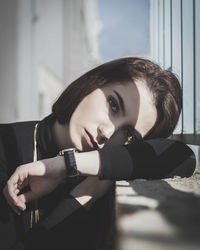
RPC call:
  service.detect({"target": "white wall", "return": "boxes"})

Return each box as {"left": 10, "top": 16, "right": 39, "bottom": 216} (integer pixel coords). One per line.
{"left": 0, "top": 0, "right": 18, "bottom": 122}
{"left": 63, "top": 0, "right": 100, "bottom": 84}
{"left": 0, "top": 0, "right": 100, "bottom": 122}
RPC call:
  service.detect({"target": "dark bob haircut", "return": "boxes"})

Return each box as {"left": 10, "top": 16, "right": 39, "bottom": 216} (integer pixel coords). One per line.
{"left": 52, "top": 57, "right": 182, "bottom": 139}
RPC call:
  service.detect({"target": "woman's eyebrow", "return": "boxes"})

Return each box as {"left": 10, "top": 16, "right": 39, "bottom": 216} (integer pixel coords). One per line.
{"left": 113, "top": 90, "right": 125, "bottom": 115}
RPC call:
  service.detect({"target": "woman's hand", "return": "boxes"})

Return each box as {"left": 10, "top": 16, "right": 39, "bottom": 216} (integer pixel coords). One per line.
{"left": 3, "top": 150, "right": 102, "bottom": 214}
{"left": 3, "top": 156, "right": 66, "bottom": 214}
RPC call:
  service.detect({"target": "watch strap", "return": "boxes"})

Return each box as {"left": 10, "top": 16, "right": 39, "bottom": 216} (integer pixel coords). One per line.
{"left": 58, "top": 148, "right": 79, "bottom": 178}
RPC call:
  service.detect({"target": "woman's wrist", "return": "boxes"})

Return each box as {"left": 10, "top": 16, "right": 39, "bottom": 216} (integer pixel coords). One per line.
{"left": 50, "top": 155, "right": 67, "bottom": 180}
{"left": 55, "top": 150, "right": 101, "bottom": 178}
{"left": 74, "top": 150, "right": 101, "bottom": 176}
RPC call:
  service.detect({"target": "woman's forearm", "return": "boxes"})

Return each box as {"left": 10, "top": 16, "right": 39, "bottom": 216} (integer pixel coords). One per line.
{"left": 74, "top": 139, "right": 195, "bottom": 181}
{"left": 55, "top": 150, "right": 101, "bottom": 177}
{"left": 56, "top": 151, "right": 113, "bottom": 209}
{"left": 4, "top": 139, "right": 195, "bottom": 214}
{"left": 74, "top": 150, "right": 101, "bottom": 176}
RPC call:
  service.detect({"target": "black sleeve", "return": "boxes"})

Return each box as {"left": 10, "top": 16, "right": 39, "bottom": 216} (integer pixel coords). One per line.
{"left": 0, "top": 138, "right": 9, "bottom": 213}
{"left": 98, "top": 138, "right": 196, "bottom": 180}
{"left": 22, "top": 194, "right": 88, "bottom": 248}
{"left": 36, "top": 193, "right": 86, "bottom": 230}
{"left": 0, "top": 177, "right": 9, "bottom": 213}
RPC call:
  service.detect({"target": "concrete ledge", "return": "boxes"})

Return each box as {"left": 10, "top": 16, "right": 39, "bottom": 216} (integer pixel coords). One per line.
{"left": 116, "top": 174, "right": 200, "bottom": 250}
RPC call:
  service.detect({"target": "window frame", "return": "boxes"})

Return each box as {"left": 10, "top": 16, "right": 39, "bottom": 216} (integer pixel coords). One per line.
{"left": 150, "top": 0, "right": 200, "bottom": 145}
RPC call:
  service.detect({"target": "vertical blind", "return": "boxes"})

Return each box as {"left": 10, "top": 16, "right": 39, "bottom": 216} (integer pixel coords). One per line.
{"left": 150, "top": 0, "right": 200, "bottom": 135}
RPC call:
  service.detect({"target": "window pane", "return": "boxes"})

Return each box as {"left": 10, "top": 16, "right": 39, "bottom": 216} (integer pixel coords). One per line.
{"left": 171, "top": 0, "right": 182, "bottom": 133}
{"left": 182, "top": 0, "right": 194, "bottom": 133}
{"left": 163, "top": 0, "right": 171, "bottom": 70}
{"left": 158, "top": 0, "right": 164, "bottom": 67}
{"left": 195, "top": 0, "right": 200, "bottom": 133}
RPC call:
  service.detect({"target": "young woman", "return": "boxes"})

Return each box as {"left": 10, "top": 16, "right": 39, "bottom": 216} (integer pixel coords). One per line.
{"left": 1, "top": 57, "right": 195, "bottom": 249}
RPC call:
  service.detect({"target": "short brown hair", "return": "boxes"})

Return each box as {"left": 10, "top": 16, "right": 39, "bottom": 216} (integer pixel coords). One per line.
{"left": 52, "top": 57, "right": 182, "bottom": 139}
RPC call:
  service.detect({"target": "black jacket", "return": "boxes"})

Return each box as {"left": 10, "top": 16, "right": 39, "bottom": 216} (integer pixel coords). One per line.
{"left": 0, "top": 116, "right": 195, "bottom": 249}
{"left": 0, "top": 118, "right": 114, "bottom": 250}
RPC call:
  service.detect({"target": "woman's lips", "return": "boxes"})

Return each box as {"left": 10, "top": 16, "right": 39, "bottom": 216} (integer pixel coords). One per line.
{"left": 84, "top": 130, "right": 98, "bottom": 149}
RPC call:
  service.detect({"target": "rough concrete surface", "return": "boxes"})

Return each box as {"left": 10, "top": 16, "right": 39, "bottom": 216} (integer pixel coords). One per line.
{"left": 116, "top": 173, "right": 200, "bottom": 250}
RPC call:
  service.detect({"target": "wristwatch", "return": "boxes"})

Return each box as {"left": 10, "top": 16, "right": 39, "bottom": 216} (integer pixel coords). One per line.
{"left": 58, "top": 148, "right": 79, "bottom": 178}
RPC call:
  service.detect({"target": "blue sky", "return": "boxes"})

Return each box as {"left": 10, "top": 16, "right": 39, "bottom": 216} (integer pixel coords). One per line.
{"left": 97, "top": 0, "right": 150, "bottom": 61}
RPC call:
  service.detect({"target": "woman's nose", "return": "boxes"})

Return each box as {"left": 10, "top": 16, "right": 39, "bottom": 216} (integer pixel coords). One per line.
{"left": 97, "top": 123, "right": 115, "bottom": 144}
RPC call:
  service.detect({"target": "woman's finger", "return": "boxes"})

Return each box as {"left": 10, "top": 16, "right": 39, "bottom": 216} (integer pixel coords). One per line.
{"left": 17, "top": 178, "right": 29, "bottom": 190}
{"left": 15, "top": 189, "right": 20, "bottom": 195}
{"left": 3, "top": 186, "right": 24, "bottom": 214}
{"left": 3, "top": 177, "right": 26, "bottom": 212}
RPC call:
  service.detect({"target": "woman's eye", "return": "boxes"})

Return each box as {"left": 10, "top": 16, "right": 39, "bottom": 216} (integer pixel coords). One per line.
{"left": 108, "top": 96, "right": 119, "bottom": 114}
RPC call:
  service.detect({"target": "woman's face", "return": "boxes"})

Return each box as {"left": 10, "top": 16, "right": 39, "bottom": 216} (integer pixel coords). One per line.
{"left": 65, "top": 79, "right": 157, "bottom": 152}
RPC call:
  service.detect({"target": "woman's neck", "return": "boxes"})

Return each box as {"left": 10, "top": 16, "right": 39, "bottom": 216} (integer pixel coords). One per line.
{"left": 52, "top": 120, "right": 72, "bottom": 150}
